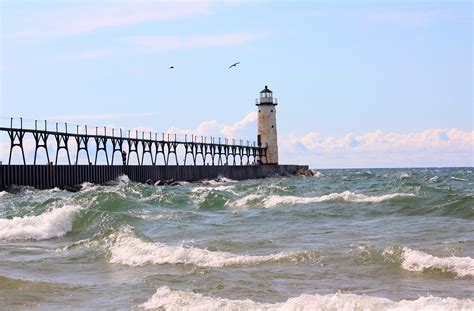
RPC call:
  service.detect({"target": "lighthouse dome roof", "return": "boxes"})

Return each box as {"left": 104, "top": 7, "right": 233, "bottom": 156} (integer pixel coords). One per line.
{"left": 260, "top": 85, "right": 272, "bottom": 94}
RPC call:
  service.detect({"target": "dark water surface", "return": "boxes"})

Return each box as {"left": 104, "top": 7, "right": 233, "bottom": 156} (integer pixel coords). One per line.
{"left": 0, "top": 168, "right": 473, "bottom": 310}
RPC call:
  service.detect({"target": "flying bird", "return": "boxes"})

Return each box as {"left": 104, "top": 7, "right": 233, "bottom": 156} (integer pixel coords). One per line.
{"left": 228, "top": 62, "right": 240, "bottom": 69}
{"left": 169, "top": 66, "right": 174, "bottom": 69}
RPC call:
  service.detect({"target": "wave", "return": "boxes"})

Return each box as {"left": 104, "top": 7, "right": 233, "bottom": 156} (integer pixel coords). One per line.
{"left": 105, "top": 227, "right": 314, "bottom": 267}
{"left": 141, "top": 287, "right": 474, "bottom": 310}
{"left": 79, "top": 182, "right": 95, "bottom": 191}
{"left": 200, "top": 177, "right": 237, "bottom": 186}
{"left": 0, "top": 205, "right": 81, "bottom": 241}
{"left": 401, "top": 247, "right": 474, "bottom": 277}
{"left": 399, "top": 172, "right": 411, "bottom": 179}
{"left": 230, "top": 192, "right": 415, "bottom": 208}
{"left": 116, "top": 174, "right": 130, "bottom": 183}
{"left": 230, "top": 194, "right": 262, "bottom": 208}
{"left": 451, "top": 176, "right": 467, "bottom": 181}
{"left": 192, "top": 185, "right": 237, "bottom": 194}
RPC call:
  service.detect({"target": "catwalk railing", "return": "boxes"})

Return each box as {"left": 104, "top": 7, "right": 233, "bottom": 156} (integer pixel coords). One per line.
{"left": 0, "top": 117, "right": 267, "bottom": 166}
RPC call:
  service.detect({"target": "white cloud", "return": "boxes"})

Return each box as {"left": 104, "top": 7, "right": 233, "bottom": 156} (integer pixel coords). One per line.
{"left": 165, "top": 112, "right": 257, "bottom": 143}
{"left": 222, "top": 112, "right": 257, "bottom": 138}
{"left": 124, "top": 33, "right": 264, "bottom": 52}
{"left": 11, "top": 1, "right": 212, "bottom": 38}
{"left": 281, "top": 128, "right": 474, "bottom": 168}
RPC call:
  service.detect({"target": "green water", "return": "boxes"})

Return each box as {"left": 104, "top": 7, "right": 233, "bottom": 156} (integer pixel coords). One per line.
{"left": 0, "top": 168, "right": 473, "bottom": 310}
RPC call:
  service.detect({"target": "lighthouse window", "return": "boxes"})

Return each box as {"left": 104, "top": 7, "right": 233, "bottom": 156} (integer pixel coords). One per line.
{"left": 272, "top": 125, "right": 274, "bottom": 128}
{"left": 259, "top": 110, "right": 261, "bottom": 113}
{"left": 271, "top": 110, "right": 273, "bottom": 112}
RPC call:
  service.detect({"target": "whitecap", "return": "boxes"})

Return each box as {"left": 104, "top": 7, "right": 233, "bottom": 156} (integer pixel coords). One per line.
{"left": 80, "top": 182, "right": 95, "bottom": 191}
{"left": 203, "top": 177, "right": 238, "bottom": 186}
{"left": 402, "top": 247, "right": 474, "bottom": 277}
{"left": 228, "top": 194, "right": 262, "bottom": 208}
{"left": 218, "top": 177, "right": 237, "bottom": 183}
{"left": 227, "top": 192, "right": 414, "bottom": 209}
{"left": 312, "top": 170, "right": 323, "bottom": 177}
{"left": 116, "top": 175, "right": 130, "bottom": 183}
{"left": 240, "top": 192, "right": 413, "bottom": 208}
{"left": 0, "top": 205, "right": 81, "bottom": 241}
{"left": 106, "top": 228, "right": 311, "bottom": 267}
{"left": 141, "top": 287, "right": 474, "bottom": 310}
{"left": 192, "top": 185, "right": 237, "bottom": 193}
{"left": 451, "top": 177, "right": 467, "bottom": 181}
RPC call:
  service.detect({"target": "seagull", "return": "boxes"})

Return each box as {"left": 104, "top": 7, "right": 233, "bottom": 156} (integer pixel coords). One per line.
{"left": 169, "top": 66, "right": 174, "bottom": 69}
{"left": 228, "top": 62, "right": 240, "bottom": 69}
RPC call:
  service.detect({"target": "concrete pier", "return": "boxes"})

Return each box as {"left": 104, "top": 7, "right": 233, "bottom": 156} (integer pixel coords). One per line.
{"left": 0, "top": 164, "right": 308, "bottom": 190}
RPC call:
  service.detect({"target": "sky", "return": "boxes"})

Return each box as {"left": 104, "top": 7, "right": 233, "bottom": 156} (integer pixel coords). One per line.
{"left": 0, "top": 0, "right": 472, "bottom": 168}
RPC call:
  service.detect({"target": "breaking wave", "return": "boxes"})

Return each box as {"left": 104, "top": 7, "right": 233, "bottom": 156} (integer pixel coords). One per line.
{"left": 105, "top": 227, "right": 315, "bottom": 267}
{"left": 0, "top": 205, "right": 81, "bottom": 241}
{"left": 230, "top": 191, "right": 415, "bottom": 208}
{"left": 401, "top": 247, "right": 474, "bottom": 277}
{"left": 141, "top": 287, "right": 474, "bottom": 310}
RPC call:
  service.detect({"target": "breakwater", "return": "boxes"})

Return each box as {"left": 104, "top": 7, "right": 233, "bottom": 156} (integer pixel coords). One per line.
{"left": 0, "top": 164, "right": 308, "bottom": 190}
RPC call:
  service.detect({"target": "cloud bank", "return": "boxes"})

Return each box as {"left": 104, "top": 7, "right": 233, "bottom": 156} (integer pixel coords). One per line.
{"left": 8, "top": 1, "right": 212, "bottom": 38}
{"left": 281, "top": 128, "right": 473, "bottom": 168}
{"left": 157, "top": 114, "right": 473, "bottom": 168}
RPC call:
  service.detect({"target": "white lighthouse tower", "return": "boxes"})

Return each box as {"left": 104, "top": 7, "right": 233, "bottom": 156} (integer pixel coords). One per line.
{"left": 256, "top": 85, "right": 278, "bottom": 164}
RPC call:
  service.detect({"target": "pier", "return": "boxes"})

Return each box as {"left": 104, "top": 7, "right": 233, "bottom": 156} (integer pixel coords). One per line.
{"left": 0, "top": 87, "right": 309, "bottom": 190}
{"left": 1, "top": 117, "right": 266, "bottom": 167}
{"left": 0, "top": 116, "right": 307, "bottom": 190}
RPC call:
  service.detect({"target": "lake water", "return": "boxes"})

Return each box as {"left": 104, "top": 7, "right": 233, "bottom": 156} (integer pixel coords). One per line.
{"left": 0, "top": 167, "right": 473, "bottom": 310}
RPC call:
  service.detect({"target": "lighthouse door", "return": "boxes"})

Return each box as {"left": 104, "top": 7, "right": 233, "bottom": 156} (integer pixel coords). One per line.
{"left": 257, "top": 135, "right": 261, "bottom": 147}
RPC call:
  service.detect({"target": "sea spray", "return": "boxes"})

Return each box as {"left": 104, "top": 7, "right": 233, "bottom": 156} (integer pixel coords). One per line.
{"left": 401, "top": 247, "right": 474, "bottom": 277}
{"left": 0, "top": 205, "right": 81, "bottom": 241}
{"left": 104, "top": 227, "right": 316, "bottom": 267}
{"left": 228, "top": 191, "right": 416, "bottom": 209}
{"left": 141, "top": 287, "right": 474, "bottom": 310}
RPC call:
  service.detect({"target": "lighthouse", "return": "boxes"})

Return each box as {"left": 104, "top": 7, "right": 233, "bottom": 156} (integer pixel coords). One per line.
{"left": 256, "top": 85, "right": 279, "bottom": 164}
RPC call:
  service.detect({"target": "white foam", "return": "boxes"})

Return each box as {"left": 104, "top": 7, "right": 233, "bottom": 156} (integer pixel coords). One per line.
{"left": 229, "top": 194, "right": 262, "bottom": 208}
{"left": 203, "top": 177, "right": 238, "bottom": 186}
{"left": 0, "top": 205, "right": 81, "bottom": 241}
{"left": 312, "top": 170, "right": 323, "bottom": 177}
{"left": 116, "top": 175, "right": 130, "bottom": 183}
{"left": 451, "top": 177, "right": 467, "bottom": 181}
{"left": 107, "top": 228, "right": 307, "bottom": 267}
{"left": 218, "top": 177, "right": 237, "bottom": 183}
{"left": 192, "top": 185, "right": 236, "bottom": 193}
{"left": 228, "top": 192, "right": 414, "bottom": 209}
{"left": 141, "top": 287, "right": 474, "bottom": 310}
{"left": 260, "top": 192, "right": 414, "bottom": 208}
{"left": 134, "top": 211, "right": 179, "bottom": 221}
{"left": 400, "top": 173, "right": 411, "bottom": 179}
{"left": 402, "top": 247, "right": 474, "bottom": 277}
{"left": 80, "top": 182, "right": 95, "bottom": 191}
{"left": 0, "top": 191, "right": 9, "bottom": 197}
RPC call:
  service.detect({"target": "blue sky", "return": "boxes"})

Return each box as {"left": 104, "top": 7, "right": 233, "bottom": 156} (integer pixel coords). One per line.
{"left": 0, "top": 0, "right": 472, "bottom": 168}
